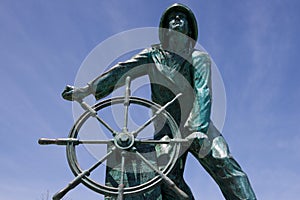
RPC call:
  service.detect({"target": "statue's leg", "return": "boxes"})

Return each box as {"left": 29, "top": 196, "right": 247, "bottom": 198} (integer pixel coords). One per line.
{"left": 160, "top": 152, "right": 195, "bottom": 200}
{"left": 104, "top": 144, "right": 162, "bottom": 200}
{"left": 154, "top": 125, "right": 194, "bottom": 199}
{"left": 190, "top": 135, "right": 256, "bottom": 200}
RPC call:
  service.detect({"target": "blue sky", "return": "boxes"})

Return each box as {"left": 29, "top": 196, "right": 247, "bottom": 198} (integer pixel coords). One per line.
{"left": 1, "top": 0, "right": 300, "bottom": 199}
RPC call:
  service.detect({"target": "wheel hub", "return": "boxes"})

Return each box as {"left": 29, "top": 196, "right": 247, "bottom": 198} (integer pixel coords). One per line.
{"left": 114, "top": 132, "right": 134, "bottom": 150}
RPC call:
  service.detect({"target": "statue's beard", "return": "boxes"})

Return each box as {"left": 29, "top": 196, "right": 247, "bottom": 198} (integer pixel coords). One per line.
{"left": 167, "top": 31, "right": 190, "bottom": 53}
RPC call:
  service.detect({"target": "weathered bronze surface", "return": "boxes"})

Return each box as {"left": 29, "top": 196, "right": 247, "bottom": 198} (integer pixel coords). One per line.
{"left": 49, "top": 3, "right": 257, "bottom": 200}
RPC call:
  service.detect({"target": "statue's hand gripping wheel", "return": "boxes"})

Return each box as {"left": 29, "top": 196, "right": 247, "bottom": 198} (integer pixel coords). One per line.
{"left": 39, "top": 76, "right": 191, "bottom": 200}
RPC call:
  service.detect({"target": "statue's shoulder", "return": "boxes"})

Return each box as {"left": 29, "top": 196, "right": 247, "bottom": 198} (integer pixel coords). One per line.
{"left": 151, "top": 43, "right": 163, "bottom": 51}
{"left": 135, "top": 47, "right": 155, "bottom": 57}
{"left": 191, "top": 49, "right": 210, "bottom": 60}
{"left": 191, "top": 49, "right": 211, "bottom": 70}
{"left": 149, "top": 43, "right": 165, "bottom": 58}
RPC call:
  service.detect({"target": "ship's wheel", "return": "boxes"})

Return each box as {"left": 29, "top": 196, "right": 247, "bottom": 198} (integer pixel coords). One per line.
{"left": 39, "top": 77, "right": 190, "bottom": 200}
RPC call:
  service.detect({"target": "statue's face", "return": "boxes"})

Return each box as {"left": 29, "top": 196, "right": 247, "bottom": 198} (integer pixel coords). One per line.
{"left": 167, "top": 11, "right": 189, "bottom": 35}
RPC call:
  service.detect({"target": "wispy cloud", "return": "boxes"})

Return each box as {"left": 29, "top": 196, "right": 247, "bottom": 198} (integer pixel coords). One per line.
{"left": 0, "top": 1, "right": 299, "bottom": 199}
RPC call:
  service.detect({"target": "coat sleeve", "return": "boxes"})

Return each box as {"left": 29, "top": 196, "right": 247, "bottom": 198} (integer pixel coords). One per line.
{"left": 88, "top": 48, "right": 153, "bottom": 100}
{"left": 185, "top": 51, "right": 212, "bottom": 134}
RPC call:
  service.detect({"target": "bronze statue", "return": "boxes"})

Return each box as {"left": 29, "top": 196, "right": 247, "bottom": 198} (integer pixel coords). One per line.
{"left": 61, "top": 3, "right": 256, "bottom": 200}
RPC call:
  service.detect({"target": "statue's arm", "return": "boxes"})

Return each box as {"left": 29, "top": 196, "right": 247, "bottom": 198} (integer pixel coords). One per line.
{"left": 185, "top": 51, "right": 212, "bottom": 134}
{"left": 62, "top": 48, "right": 152, "bottom": 101}
{"left": 90, "top": 49, "right": 152, "bottom": 100}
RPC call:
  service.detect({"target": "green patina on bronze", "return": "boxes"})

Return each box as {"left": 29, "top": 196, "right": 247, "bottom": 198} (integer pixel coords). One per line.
{"left": 61, "top": 3, "right": 257, "bottom": 200}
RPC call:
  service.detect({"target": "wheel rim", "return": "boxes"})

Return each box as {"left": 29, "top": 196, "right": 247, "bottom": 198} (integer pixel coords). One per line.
{"left": 66, "top": 96, "right": 181, "bottom": 197}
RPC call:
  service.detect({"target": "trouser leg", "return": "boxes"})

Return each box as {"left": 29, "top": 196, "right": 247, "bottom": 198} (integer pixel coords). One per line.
{"left": 190, "top": 136, "right": 256, "bottom": 200}
{"left": 104, "top": 145, "right": 162, "bottom": 200}
{"left": 160, "top": 152, "right": 195, "bottom": 200}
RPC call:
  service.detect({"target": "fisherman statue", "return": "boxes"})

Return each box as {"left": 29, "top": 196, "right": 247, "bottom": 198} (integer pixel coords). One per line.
{"left": 62, "top": 3, "right": 257, "bottom": 200}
